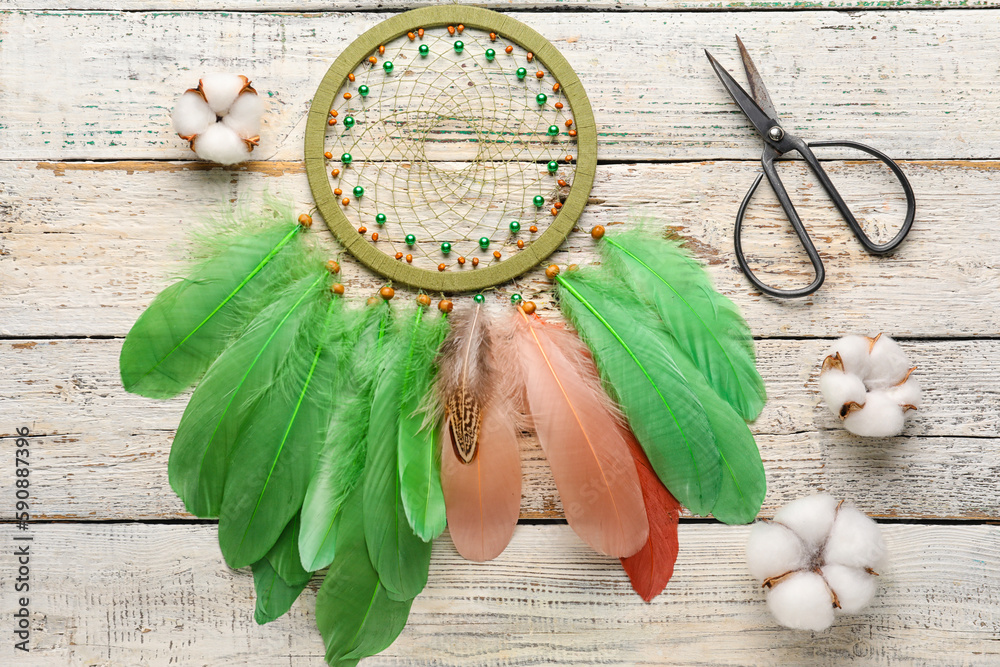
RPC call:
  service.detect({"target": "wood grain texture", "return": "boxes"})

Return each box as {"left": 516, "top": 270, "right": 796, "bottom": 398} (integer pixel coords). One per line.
{"left": 4, "top": 159, "right": 999, "bottom": 337}
{"left": 0, "top": 11, "right": 997, "bottom": 161}
{"left": 3, "top": 337, "right": 996, "bottom": 521}
{"left": 0, "top": 523, "right": 997, "bottom": 665}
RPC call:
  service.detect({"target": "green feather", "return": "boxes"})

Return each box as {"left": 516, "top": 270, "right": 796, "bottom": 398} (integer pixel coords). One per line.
{"left": 557, "top": 269, "right": 722, "bottom": 516}
{"left": 251, "top": 514, "right": 312, "bottom": 625}
{"left": 120, "top": 216, "right": 307, "bottom": 398}
{"left": 217, "top": 275, "right": 344, "bottom": 569}
{"left": 362, "top": 306, "right": 438, "bottom": 601}
{"left": 600, "top": 230, "right": 766, "bottom": 421}
{"left": 397, "top": 310, "right": 450, "bottom": 542}
{"left": 299, "top": 303, "right": 393, "bottom": 572}
{"left": 316, "top": 485, "right": 414, "bottom": 667}
{"left": 169, "top": 268, "right": 329, "bottom": 518}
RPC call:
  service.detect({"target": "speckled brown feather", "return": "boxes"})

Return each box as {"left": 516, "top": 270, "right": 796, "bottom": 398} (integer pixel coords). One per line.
{"left": 436, "top": 304, "right": 493, "bottom": 464}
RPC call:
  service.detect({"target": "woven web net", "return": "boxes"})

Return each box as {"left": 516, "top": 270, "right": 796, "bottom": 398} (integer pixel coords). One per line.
{"left": 324, "top": 24, "right": 579, "bottom": 274}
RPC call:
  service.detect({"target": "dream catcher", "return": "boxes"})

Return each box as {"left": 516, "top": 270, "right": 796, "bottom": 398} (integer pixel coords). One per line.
{"left": 122, "top": 7, "right": 767, "bottom": 663}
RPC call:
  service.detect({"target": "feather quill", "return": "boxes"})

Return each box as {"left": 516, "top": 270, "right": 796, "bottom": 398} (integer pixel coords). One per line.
{"left": 556, "top": 269, "right": 722, "bottom": 516}
{"left": 299, "top": 302, "right": 392, "bottom": 572}
{"left": 363, "top": 305, "right": 445, "bottom": 600}
{"left": 504, "top": 307, "right": 647, "bottom": 558}
{"left": 316, "top": 485, "right": 414, "bottom": 666}
{"left": 438, "top": 303, "right": 522, "bottom": 561}
{"left": 619, "top": 435, "right": 681, "bottom": 602}
{"left": 120, "top": 210, "right": 308, "bottom": 398}
{"left": 601, "top": 230, "right": 766, "bottom": 421}
{"left": 216, "top": 275, "right": 347, "bottom": 569}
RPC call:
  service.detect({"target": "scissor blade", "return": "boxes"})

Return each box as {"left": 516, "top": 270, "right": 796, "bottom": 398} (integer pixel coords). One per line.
{"left": 735, "top": 35, "right": 779, "bottom": 121}
{"left": 705, "top": 49, "right": 776, "bottom": 140}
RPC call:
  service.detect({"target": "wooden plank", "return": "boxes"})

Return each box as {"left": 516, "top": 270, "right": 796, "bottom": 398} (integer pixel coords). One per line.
{"left": 0, "top": 11, "right": 997, "bottom": 161}
{"left": 4, "top": 159, "right": 998, "bottom": 337}
{"left": 1, "top": 523, "right": 997, "bottom": 665}
{"left": 3, "top": 337, "right": 997, "bottom": 521}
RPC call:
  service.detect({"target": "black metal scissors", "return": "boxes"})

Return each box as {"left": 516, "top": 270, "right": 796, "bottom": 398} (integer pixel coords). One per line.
{"left": 705, "top": 36, "right": 916, "bottom": 299}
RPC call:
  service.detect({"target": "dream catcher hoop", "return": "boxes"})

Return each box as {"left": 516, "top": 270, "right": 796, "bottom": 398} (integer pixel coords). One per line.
{"left": 304, "top": 6, "right": 597, "bottom": 292}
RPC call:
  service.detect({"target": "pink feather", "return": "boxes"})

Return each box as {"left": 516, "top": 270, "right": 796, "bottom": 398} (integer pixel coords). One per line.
{"left": 507, "top": 308, "right": 648, "bottom": 558}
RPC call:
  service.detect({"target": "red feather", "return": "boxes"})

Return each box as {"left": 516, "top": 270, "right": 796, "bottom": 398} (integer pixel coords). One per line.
{"left": 620, "top": 435, "right": 681, "bottom": 602}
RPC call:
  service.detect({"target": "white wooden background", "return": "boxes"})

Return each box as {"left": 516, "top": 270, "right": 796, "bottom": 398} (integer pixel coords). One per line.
{"left": 1, "top": 2, "right": 999, "bottom": 665}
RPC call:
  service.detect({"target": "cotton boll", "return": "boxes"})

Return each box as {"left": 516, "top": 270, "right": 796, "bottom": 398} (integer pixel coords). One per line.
{"left": 820, "top": 370, "right": 868, "bottom": 418}
{"left": 842, "top": 391, "right": 905, "bottom": 437}
{"left": 886, "top": 377, "right": 921, "bottom": 409}
{"left": 765, "top": 571, "right": 836, "bottom": 631}
{"left": 747, "top": 522, "right": 808, "bottom": 581}
{"left": 866, "top": 335, "right": 911, "bottom": 389}
{"left": 223, "top": 91, "right": 263, "bottom": 138}
{"left": 200, "top": 73, "right": 248, "bottom": 115}
{"left": 773, "top": 493, "right": 839, "bottom": 551}
{"left": 821, "top": 564, "right": 877, "bottom": 614}
{"left": 823, "top": 505, "right": 886, "bottom": 569}
{"left": 192, "top": 124, "right": 251, "bottom": 165}
{"left": 172, "top": 90, "right": 215, "bottom": 137}
{"left": 829, "top": 336, "right": 872, "bottom": 377}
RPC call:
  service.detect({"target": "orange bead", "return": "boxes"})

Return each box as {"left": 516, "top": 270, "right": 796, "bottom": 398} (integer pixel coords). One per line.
{"left": 417, "top": 294, "right": 431, "bottom": 307}
{"left": 505, "top": 45, "right": 513, "bottom": 54}
{"left": 298, "top": 213, "right": 313, "bottom": 227}
{"left": 408, "top": 32, "right": 415, "bottom": 41}
{"left": 520, "top": 300, "right": 537, "bottom": 315}
{"left": 591, "top": 225, "right": 605, "bottom": 240}
{"left": 331, "top": 283, "right": 345, "bottom": 295}
{"left": 343, "top": 92, "right": 352, "bottom": 100}
{"left": 438, "top": 263, "right": 446, "bottom": 272}
{"left": 472, "top": 257, "right": 479, "bottom": 267}
{"left": 369, "top": 56, "right": 377, "bottom": 65}
{"left": 545, "top": 264, "right": 560, "bottom": 279}
{"left": 371, "top": 232, "right": 379, "bottom": 241}
{"left": 348, "top": 72, "right": 355, "bottom": 82}
{"left": 554, "top": 202, "right": 563, "bottom": 209}
{"left": 526, "top": 52, "right": 534, "bottom": 62}
{"left": 331, "top": 110, "right": 339, "bottom": 117}
{"left": 568, "top": 130, "right": 577, "bottom": 138}
{"left": 535, "top": 70, "right": 544, "bottom": 79}
{"left": 326, "top": 260, "right": 341, "bottom": 274}
{"left": 324, "top": 151, "right": 333, "bottom": 159}
{"left": 565, "top": 119, "right": 574, "bottom": 127}
{"left": 331, "top": 169, "right": 340, "bottom": 178}
{"left": 550, "top": 208, "right": 558, "bottom": 216}
{"left": 555, "top": 102, "right": 564, "bottom": 110}
{"left": 334, "top": 188, "right": 342, "bottom": 196}
{"left": 558, "top": 179, "right": 568, "bottom": 187}
{"left": 406, "top": 254, "right": 413, "bottom": 263}
{"left": 552, "top": 82, "right": 561, "bottom": 92}
{"left": 395, "top": 252, "right": 403, "bottom": 260}
{"left": 358, "top": 226, "right": 366, "bottom": 233}
{"left": 380, "top": 286, "right": 394, "bottom": 301}
{"left": 342, "top": 198, "right": 350, "bottom": 206}
{"left": 566, "top": 155, "right": 573, "bottom": 162}
{"left": 328, "top": 118, "right": 337, "bottom": 126}
{"left": 516, "top": 239, "right": 525, "bottom": 249}
{"left": 438, "top": 299, "right": 454, "bottom": 313}
{"left": 457, "top": 256, "right": 466, "bottom": 265}
{"left": 447, "top": 25, "right": 455, "bottom": 35}
{"left": 417, "top": 27, "right": 424, "bottom": 38}
{"left": 529, "top": 225, "right": 538, "bottom": 233}
{"left": 457, "top": 24, "right": 464, "bottom": 33}
{"left": 493, "top": 250, "right": 502, "bottom": 259}
{"left": 489, "top": 32, "right": 497, "bottom": 41}
{"left": 378, "top": 45, "right": 385, "bottom": 55}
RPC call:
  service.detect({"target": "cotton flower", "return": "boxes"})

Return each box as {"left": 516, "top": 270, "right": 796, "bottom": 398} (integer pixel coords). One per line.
{"left": 819, "top": 333, "right": 920, "bottom": 437}
{"left": 171, "top": 74, "right": 263, "bottom": 165}
{"left": 746, "top": 494, "right": 886, "bottom": 631}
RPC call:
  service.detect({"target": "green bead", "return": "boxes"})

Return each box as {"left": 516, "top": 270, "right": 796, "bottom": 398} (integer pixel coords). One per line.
{"left": 510, "top": 293, "right": 523, "bottom": 305}
{"left": 375, "top": 213, "right": 387, "bottom": 225}
{"left": 405, "top": 234, "right": 416, "bottom": 246}
{"left": 419, "top": 44, "right": 429, "bottom": 57}
{"left": 353, "top": 185, "right": 364, "bottom": 198}
{"left": 478, "top": 236, "right": 490, "bottom": 250}
{"left": 533, "top": 195, "right": 545, "bottom": 207}
{"left": 485, "top": 49, "right": 496, "bottom": 61}
{"left": 473, "top": 294, "right": 486, "bottom": 304}
{"left": 344, "top": 116, "right": 356, "bottom": 128}
{"left": 441, "top": 242, "right": 452, "bottom": 254}
{"left": 547, "top": 125, "right": 559, "bottom": 137}
{"left": 516, "top": 67, "right": 527, "bottom": 80}
{"left": 547, "top": 160, "right": 559, "bottom": 173}
{"left": 383, "top": 61, "right": 394, "bottom": 74}
{"left": 341, "top": 153, "right": 353, "bottom": 165}
{"left": 453, "top": 41, "right": 464, "bottom": 54}
{"left": 536, "top": 93, "right": 548, "bottom": 106}
{"left": 509, "top": 220, "right": 521, "bottom": 234}
{"left": 358, "top": 85, "right": 370, "bottom": 97}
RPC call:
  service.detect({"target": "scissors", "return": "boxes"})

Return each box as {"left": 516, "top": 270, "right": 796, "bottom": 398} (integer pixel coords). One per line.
{"left": 705, "top": 36, "right": 916, "bottom": 299}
